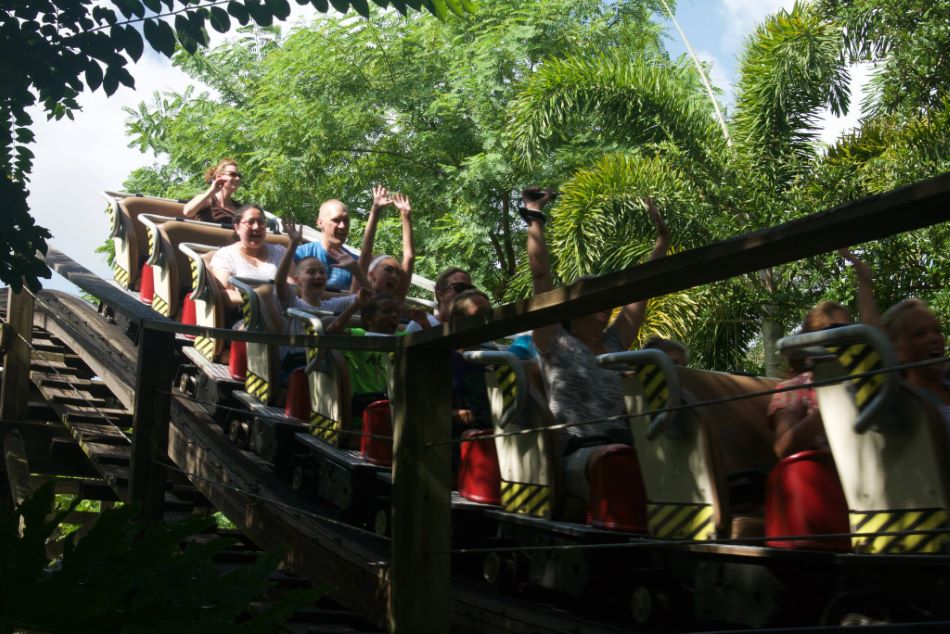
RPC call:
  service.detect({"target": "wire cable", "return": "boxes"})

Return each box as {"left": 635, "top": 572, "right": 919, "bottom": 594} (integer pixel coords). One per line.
{"left": 425, "top": 355, "right": 950, "bottom": 448}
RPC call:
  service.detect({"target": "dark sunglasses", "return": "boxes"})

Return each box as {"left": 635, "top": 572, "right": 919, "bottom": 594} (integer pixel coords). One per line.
{"left": 220, "top": 171, "right": 242, "bottom": 178}
{"left": 448, "top": 282, "right": 475, "bottom": 294}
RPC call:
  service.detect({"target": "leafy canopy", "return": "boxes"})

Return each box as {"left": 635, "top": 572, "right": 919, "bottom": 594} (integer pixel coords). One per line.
{"left": 1, "top": 0, "right": 474, "bottom": 291}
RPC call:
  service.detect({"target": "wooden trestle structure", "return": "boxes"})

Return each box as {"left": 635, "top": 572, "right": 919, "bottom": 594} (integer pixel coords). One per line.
{"left": 1, "top": 172, "right": 949, "bottom": 633}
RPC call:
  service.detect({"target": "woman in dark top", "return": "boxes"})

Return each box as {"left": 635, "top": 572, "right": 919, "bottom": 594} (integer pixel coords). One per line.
{"left": 182, "top": 158, "right": 242, "bottom": 223}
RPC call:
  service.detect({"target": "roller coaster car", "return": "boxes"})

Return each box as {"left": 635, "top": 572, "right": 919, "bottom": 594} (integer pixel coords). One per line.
{"left": 771, "top": 325, "right": 950, "bottom": 624}
{"left": 222, "top": 279, "right": 392, "bottom": 528}
{"left": 138, "top": 215, "right": 239, "bottom": 319}
{"left": 102, "top": 192, "right": 186, "bottom": 292}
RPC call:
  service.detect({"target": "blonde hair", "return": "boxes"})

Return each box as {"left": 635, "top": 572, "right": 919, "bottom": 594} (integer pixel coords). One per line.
{"left": 204, "top": 158, "right": 238, "bottom": 184}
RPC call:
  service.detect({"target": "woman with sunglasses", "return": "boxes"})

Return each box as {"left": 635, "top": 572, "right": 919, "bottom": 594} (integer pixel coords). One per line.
{"left": 209, "top": 204, "right": 287, "bottom": 308}
{"left": 768, "top": 248, "right": 881, "bottom": 458}
{"left": 182, "top": 158, "right": 243, "bottom": 223}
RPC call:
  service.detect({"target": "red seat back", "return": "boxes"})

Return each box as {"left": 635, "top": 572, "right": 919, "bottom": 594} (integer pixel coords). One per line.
{"left": 459, "top": 429, "right": 501, "bottom": 505}
{"left": 360, "top": 400, "right": 393, "bottom": 466}
{"left": 586, "top": 444, "right": 648, "bottom": 532}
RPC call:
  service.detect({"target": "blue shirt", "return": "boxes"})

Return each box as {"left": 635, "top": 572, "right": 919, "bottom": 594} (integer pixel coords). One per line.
{"left": 294, "top": 241, "right": 356, "bottom": 291}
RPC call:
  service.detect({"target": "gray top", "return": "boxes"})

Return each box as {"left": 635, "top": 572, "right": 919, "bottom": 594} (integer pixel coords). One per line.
{"left": 539, "top": 326, "right": 631, "bottom": 452}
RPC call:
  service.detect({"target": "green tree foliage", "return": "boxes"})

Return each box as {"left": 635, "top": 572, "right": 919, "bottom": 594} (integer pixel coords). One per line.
{"left": 1, "top": 0, "right": 473, "bottom": 292}
{"left": 0, "top": 482, "right": 320, "bottom": 632}
{"left": 506, "top": 0, "right": 949, "bottom": 371}
{"left": 123, "top": 0, "right": 669, "bottom": 297}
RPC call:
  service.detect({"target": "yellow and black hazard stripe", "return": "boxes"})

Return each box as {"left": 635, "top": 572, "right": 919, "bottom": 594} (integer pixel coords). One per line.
{"left": 850, "top": 508, "right": 948, "bottom": 554}
{"left": 194, "top": 335, "right": 215, "bottom": 360}
{"left": 151, "top": 295, "right": 170, "bottom": 317}
{"left": 309, "top": 411, "right": 339, "bottom": 445}
{"left": 304, "top": 323, "right": 317, "bottom": 362}
{"left": 239, "top": 292, "right": 252, "bottom": 328}
{"left": 113, "top": 264, "right": 130, "bottom": 288}
{"left": 638, "top": 363, "right": 669, "bottom": 417}
{"left": 245, "top": 371, "right": 269, "bottom": 403}
{"left": 648, "top": 502, "right": 714, "bottom": 540}
{"left": 500, "top": 480, "right": 550, "bottom": 518}
{"left": 147, "top": 229, "right": 155, "bottom": 261}
{"left": 828, "top": 343, "right": 884, "bottom": 412}
{"left": 493, "top": 366, "right": 518, "bottom": 420}
{"left": 190, "top": 258, "right": 199, "bottom": 291}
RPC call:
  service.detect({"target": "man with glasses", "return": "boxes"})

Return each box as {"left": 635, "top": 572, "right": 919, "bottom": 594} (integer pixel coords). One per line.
{"left": 405, "top": 267, "right": 475, "bottom": 333}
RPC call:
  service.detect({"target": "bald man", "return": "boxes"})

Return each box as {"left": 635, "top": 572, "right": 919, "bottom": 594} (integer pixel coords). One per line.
{"left": 294, "top": 199, "right": 358, "bottom": 291}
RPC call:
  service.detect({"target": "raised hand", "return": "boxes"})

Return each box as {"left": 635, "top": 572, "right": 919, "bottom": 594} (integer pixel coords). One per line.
{"left": 372, "top": 184, "right": 394, "bottom": 210}
{"left": 408, "top": 307, "right": 431, "bottom": 329}
{"left": 327, "top": 245, "right": 357, "bottom": 269}
{"left": 838, "top": 247, "right": 871, "bottom": 279}
{"left": 356, "top": 287, "right": 374, "bottom": 308}
{"left": 211, "top": 175, "right": 228, "bottom": 193}
{"left": 521, "top": 186, "right": 556, "bottom": 211}
{"left": 284, "top": 216, "right": 304, "bottom": 245}
{"left": 393, "top": 192, "right": 411, "bottom": 218}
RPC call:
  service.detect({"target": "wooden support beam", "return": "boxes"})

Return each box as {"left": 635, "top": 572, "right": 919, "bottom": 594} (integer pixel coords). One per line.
{"left": 128, "top": 327, "right": 177, "bottom": 521}
{"left": 389, "top": 348, "right": 452, "bottom": 633}
{"left": 1, "top": 287, "right": 35, "bottom": 421}
{"left": 3, "top": 429, "right": 31, "bottom": 507}
{"left": 408, "top": 171, "right": 950, "bottom": 351}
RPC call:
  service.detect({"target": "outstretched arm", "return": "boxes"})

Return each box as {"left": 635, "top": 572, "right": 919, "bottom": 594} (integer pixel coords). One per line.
{"left": 327, "top": 288, "right": 371, "bottom": 334}
{"left": 276, "top": 218, "right": 303, "bottom": 305}
{"left": 183, "top": 176, "right": 225, "bottom": 218}
{"left": 394, "top": 192, "right": 415, "bottom": 301}
{"left": 523, "top": 187, "right": 558, "bottom": 353}
{"left": 328, "top": 246, "right": 372, "bottom": 292}
{"left": 839, "top": 248, "right": 881, "bottom": 330}
{"left": 612, "top": 198, "right": 670, "bottom": 350}
{"left": 358, "top": 184, "right": 393, "bottom": 287}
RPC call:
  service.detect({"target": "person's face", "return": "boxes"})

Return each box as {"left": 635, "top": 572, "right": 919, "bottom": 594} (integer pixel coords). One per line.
{"left": 369, "top": 299, "right": 402, "bottom": 334}
{"left": 437, "top": 272, "right": 473, "bottom": 314}
{"left": 295, "top": 258, "right": 327, "bottom": 298}
{"left": 235, "top": 208, "right": 267, "bottom": 247}
{"left": 318, "top": 203, "right": 350, "bottom": 249}
{"left": 370, "top": 258, "right": 403, "bottom": 295}
{"left": 894, "top": 308, "right": 946, "bottom": 371}
{"left": 216, "top": 163, "right": 241, "bottom": 194}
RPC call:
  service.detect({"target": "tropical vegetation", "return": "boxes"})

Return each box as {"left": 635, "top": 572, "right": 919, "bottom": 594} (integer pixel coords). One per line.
{"left": 97, "top": 0, "right": 950, "bottom": 371}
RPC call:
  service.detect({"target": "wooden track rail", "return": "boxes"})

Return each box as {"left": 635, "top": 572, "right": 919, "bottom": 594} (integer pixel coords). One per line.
{"left": 1, "top": 172, "right": 947, "bottom": 632}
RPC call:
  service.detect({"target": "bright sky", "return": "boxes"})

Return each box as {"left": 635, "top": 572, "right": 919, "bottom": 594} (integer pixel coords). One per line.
{"left": 27, "top": 0, "right": 867, "bottom": 294}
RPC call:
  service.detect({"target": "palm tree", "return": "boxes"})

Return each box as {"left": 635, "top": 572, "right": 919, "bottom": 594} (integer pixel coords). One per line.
{"left": 505, "top": 1, "right": 852, "bottom": 372}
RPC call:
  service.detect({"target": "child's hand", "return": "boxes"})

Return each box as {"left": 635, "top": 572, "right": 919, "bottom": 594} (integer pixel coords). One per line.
{"left": 357, "top": 288, "right": 374, "bottom": 308}
{"left": 408, "top": 307, "right": 431, "bottom": 329}
{"left": 327, "top": 246, "right": 357, "bottom": 269}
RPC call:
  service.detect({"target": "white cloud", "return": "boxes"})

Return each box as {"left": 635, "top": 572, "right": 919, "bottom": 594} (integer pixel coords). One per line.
{"left": 816, "top": 61, "right": 873, "bottom": 147}
{"left": 26, "top": 6, "right": 333, "bottom": 294}
{"left": 693, "top": 48, "right": 735, "bottom": 109}
{"left": 719, "top": 0, "right": 795, "bottom": 54}
{"left": 27, "top": 51, "right": 194, "bottom": 292}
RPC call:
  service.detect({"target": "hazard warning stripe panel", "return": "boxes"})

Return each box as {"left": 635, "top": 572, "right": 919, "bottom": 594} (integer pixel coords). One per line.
{"left": 500, "top": 480, "right": 551, "bottom": 519}
{"left": 850, "top": 508, "right": 948, "bottom": 554}
{"left": 648, "top": 502, "right": 714, "bottom": 540}
{"left": 245, "top": 371, "right": 269, "bottom": 403}
{"left": 309, "top": 411, "right": 340, "bottom": 446}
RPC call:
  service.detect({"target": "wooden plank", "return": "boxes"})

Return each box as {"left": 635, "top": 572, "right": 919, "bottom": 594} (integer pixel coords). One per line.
{"left": 128, "top": 327, "right": 177, "bottom": 522}
{"left": 31, "top": 290, "right": 138, "bottom": 409}
{"left": 1, "top": 287, "right": 35, "bottom": 421}
{"left": 3, "top": 429, "right": 31, "bottom": 506}
{"left": 389, "top": 348, "right": 452, "bottom": 633}
{"left": 407, "top": 171, "right": 950, "bottom": 351}
{"left": 42, "top": 247, "right": 164, "bottom": 326}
